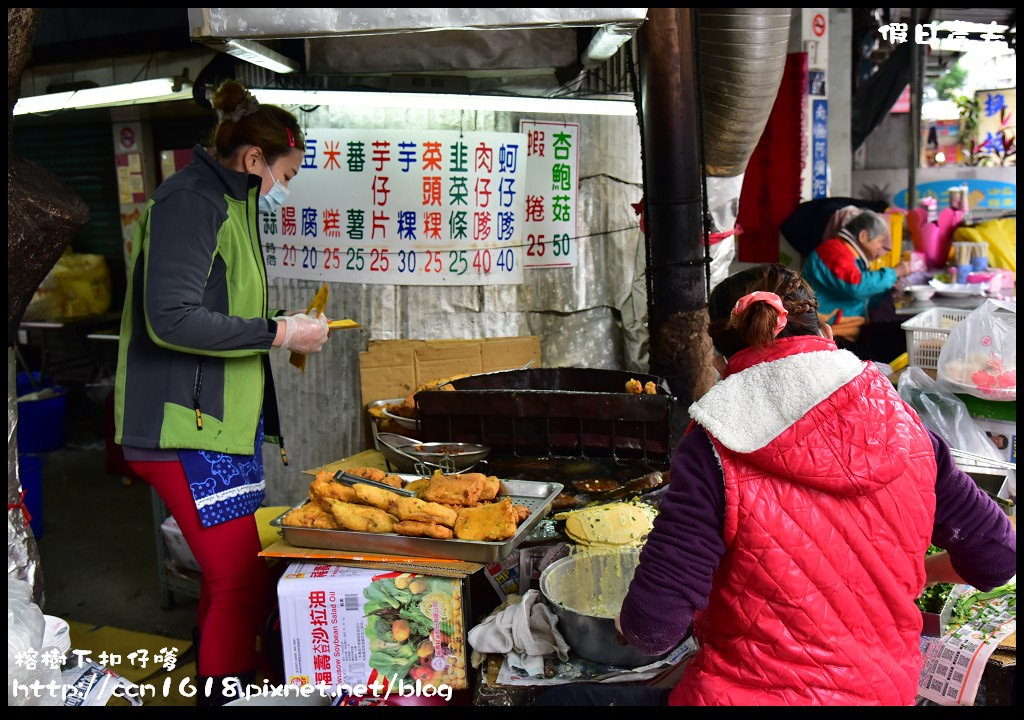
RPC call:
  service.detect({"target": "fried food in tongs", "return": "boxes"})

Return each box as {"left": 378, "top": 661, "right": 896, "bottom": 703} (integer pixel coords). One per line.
{"left": 332, "top": 470, "right": 417, "bottom": 497}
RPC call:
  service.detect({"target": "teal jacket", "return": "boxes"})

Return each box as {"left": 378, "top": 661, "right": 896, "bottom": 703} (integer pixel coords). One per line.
{"left": 803, "top": 235, "right": 898, "bottom": 321}
{"left": 115, "top": 145, "right": 283, "bottom": 455}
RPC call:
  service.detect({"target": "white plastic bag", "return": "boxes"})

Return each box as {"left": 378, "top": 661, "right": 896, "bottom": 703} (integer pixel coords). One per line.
{"left": 8, "top": 578, "right": 62, "bottom": 706}
{"left": 897, "top": 366, "right": 1004, "bottom": 462}
{"left": 937, "top": 300, "right": 1016, "bottom": 401}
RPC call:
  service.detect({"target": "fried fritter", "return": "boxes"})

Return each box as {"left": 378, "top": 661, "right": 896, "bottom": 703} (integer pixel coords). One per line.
{"left": 394, "top": 496, "right": 459, "bottom": 526}
{"left": 403, "top": 478, "right": 431, "bottom": 497}
{"left": 309, "top": 471, "right": 355, "bottom": 510}
{"left": 282, "top": 502, "right": 339, "bottom": 529}
{"left": 423, "top": 472, "right": 485, "bottom": 506}
{"left": 625, "top": 378, "right": 643, "bottom": 394}
{"left": 512, "top": 504, "right": 532, "bottom": 525}
{"left": 454, "top": 498, "right": 518, "bottom": 541}
{"left": 344, "top": 466, "right": 405, "bottom": 488}
{"left": 352, "top": 483, "right": 458, "bottom": 527}
{"left": 328, "top": 500, "right": 398, "bottom": 533}
{"left": 393, "top": 520, "right": 454, "bottom": 539}
{"left": 479, "top": 474, "right": 501, "bottom": 502}
{"left": 351, "top": 482, "right": 403, "bottom": 510}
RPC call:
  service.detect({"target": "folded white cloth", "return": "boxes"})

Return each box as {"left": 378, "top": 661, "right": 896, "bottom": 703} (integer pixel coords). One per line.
{"left": 467, "top": 589, "right": 569, "bottom": 675}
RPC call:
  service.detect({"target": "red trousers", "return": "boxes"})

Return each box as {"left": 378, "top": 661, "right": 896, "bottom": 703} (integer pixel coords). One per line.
{"left": 129, "top": 460, "right": 271, "bottom": 677}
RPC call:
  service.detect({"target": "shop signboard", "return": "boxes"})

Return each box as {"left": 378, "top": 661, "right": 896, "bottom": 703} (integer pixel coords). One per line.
{"left": 261, "top": 128, "right": 526, "bottom": 286}
{"left": 811, "top": 99, "right": 828, "bottom": 199}
{"left": 974, "top": 88, "right": 1015, "bottom": 162}
{"left": 892, "top": 180, "right": 1016, "bottom": 211}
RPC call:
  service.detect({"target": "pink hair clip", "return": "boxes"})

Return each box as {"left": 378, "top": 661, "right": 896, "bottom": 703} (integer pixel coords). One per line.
{"left": 286, "top": 127, "right": 295, "bottom": 147}
{"left": 731, "top": 291, "right": 789, "bottom": 337}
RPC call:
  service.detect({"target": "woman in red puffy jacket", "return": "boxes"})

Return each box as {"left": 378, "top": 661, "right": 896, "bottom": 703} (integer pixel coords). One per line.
{"left": 537, "top": 264, "right": 1014, "bottom": 706}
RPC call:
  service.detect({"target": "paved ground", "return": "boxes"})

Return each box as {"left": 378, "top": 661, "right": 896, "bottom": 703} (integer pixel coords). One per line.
{"left": 29, "top": 406, "right": 197, "bottom": 643}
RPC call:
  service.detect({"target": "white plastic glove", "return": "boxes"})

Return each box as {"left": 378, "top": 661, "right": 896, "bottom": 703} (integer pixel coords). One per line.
{"left": 275, "top": 311, "right": 329, "bottom": 354}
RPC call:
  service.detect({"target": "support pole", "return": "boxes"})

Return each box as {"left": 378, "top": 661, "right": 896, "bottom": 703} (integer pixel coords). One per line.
{"left": 637, "top": 8, "right": 716, "bottom": 411}
{"left": 907, "top": 7, "right": 923, "bottom": 209}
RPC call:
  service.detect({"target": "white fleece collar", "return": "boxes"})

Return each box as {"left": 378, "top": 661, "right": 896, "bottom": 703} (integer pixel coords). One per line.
{"left": 689, "top": 350, "right": 866, "bottom": 453}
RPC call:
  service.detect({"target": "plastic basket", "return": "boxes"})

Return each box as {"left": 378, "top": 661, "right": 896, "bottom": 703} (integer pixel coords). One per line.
{"left": 901, "top": 308, "right": 971, "bottom": 370}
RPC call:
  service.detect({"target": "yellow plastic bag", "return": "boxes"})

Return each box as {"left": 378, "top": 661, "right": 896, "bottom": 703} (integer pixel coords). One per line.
{"left": 47, "top": 252, "right": 112, "bottom": 317}
{"left": 952, "top": 218, "right": 1016, "bottom": 272}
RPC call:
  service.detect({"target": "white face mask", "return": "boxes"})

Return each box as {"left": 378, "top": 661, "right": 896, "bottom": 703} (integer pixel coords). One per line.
{"left": 258, "top": 158, "right": 289, "bottom": 214}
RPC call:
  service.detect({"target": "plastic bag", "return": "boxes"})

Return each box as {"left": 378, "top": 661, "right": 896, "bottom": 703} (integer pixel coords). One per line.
{"left": 936, "top": 300, "right": 1016, "bottom": 401}
{"left": 953, "top": 217, "right": 1016, "bottom": 272}
{"left": 22, "top": 273, "right": 64, "bottom": 322}
{"left": 8, "top": 578, "right": 62, "bottom": 706}
{"left": 47, "top": 252, "right": 112, "bottom": 318}
{"left": 897, "top": 366, "right": 1004, "bottom": 462}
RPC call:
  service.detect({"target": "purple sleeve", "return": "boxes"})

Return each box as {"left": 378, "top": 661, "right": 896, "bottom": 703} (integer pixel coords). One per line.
{"left": 927, "top": 428, "right": 1016, "bottom": 591}
{"left": 619, "top": 425, "right": 725, "bottom": 656}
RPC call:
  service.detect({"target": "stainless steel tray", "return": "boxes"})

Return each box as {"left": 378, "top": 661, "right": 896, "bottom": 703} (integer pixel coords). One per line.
{"left": 270, "top": 477, "right": 563, "bottom": 563}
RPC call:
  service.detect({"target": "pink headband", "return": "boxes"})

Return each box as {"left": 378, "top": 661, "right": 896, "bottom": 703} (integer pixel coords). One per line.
{"left": 286, "top": 127, "right": 295, "bottom": 147}
{"left": 731, "top": 291, "right": 789, "bottom": 337}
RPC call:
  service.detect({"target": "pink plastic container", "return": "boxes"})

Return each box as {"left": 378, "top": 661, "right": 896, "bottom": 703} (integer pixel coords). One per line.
{"left": 919, "top": 223, "right": 950, "bottom": 269}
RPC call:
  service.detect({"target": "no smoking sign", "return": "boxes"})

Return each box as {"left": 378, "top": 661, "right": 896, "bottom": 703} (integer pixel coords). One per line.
{"left": 812, "top": 13, "right": 826, "bottom": 37}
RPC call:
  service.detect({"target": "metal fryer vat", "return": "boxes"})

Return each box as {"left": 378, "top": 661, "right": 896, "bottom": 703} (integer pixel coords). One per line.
{"left": 415, "top": 368, "right": 675, "bottom": 465}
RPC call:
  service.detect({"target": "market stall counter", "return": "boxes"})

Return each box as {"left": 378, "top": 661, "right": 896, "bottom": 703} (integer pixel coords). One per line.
{"left": 259, "top": 449, "right": 537, "bottom": 705}
{"left": 261, "top": 449, "right": 1015, "bottom": 707}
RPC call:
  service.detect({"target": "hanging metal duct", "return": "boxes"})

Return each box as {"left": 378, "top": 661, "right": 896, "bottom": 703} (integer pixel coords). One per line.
{"left": 188, "top": 8, "right": 649, "bottom": 89}
{"left": 698, "top": 8, "right": 793, "bottom": 178}
{"left": 639, "top": 8, "right": 791, "bottom": 411}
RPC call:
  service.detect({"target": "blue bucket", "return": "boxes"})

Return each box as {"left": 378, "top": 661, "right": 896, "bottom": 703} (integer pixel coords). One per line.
{"left": 17, "top": 453, "right": 44, "bottom": 538}
{"left": 17, "top": 386, "right": 68, "bottom": 453}
{"left": 16, "top": 371, "right": 52, "bottom": 397}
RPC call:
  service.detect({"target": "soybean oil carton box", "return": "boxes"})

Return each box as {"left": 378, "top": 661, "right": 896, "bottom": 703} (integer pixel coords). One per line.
{"left": 278, "top": 562, "right": 468, "bottom": 694}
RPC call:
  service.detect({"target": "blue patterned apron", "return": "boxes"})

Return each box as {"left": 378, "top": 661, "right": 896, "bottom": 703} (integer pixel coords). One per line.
{"left": 179, "top": 416, "right": 266, "bottom": 528}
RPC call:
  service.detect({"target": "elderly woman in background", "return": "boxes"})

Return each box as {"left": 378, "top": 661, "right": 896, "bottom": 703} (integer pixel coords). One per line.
{"left": 801, "top": 209, "right": 911, "bottom": 362}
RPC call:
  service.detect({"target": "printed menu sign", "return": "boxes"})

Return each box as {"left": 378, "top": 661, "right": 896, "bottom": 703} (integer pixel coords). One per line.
{"left": 520, "top": 121, "right": 580, "bottom": 269}
{"left": 261, "top": 129, "right": 526, "bottom": 285}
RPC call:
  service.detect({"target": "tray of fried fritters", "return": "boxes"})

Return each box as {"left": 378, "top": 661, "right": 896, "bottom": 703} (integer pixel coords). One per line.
{"left": 275, "top": 466, "right": 562, "bottom": 561}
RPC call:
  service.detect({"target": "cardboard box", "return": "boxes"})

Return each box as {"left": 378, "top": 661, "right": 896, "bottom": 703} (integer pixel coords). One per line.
{"left": 359, "top": 337, "right": 541, "bottom": 406}
{"left": 278, "top": 562, "right": 469, "bottom": 693}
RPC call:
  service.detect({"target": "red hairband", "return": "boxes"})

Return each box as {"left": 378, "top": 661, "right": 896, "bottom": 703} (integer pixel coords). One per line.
{"left": 731, "top": 291, "right": 788, "bottom": 337}
{"left": 286, "top": 127, "right": 295, "bottom": 147}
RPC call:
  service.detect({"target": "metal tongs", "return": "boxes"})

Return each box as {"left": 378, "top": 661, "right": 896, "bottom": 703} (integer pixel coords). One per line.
{"left": 333, "top": 470, "right": 417, "bottom": 497}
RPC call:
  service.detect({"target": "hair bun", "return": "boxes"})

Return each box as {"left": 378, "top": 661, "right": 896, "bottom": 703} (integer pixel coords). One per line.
{"left": 210, "top": 80, "right": 260, "bottom": 123}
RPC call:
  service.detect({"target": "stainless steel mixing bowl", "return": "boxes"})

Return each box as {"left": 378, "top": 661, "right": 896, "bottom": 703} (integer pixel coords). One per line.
{"left": 539, "top": 549, "right": 669, "bottom": 668}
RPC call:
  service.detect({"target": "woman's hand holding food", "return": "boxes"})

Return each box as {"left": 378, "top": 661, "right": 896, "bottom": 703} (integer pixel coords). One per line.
{"left": 274, "top": 310, "right": 329, "bottom": 354}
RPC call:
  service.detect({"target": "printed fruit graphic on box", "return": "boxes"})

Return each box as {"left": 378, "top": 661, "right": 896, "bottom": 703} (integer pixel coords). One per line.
{"left": 362, "top": 573, "right": 466, "bottom": 688}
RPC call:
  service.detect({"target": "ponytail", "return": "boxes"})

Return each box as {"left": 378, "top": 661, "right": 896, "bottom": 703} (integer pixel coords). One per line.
{"left": 709, "top": 264, "right": 821, "bottom": 357}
